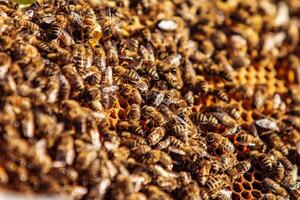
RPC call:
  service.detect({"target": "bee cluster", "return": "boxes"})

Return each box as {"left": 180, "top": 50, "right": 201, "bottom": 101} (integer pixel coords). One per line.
{"left": 0, "top": 0, "right": 299, "bottom": 199}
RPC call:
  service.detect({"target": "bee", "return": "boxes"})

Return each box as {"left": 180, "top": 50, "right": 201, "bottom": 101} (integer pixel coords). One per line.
{"left": 165, "top": 72, "right": 182, "bottom": 89}
{"left": 172, "top": 123, "right": 192, "bottom": 141}
{"left": 226, "top": 160, "right": 251, "bottom": 178}
{"left": 48, "top": 21, "right": 64, "bottom": 40}
{"left": 147, "top": 127, "right": 166, "bottom": 146}
{"left": 218, "top": 70, "right": 233, "bottom": 82}
{"left": 139, "top": 28, "right": 151, "bottom": 42}
{"left": 206, "top": 175, "right": 228, "bottom": 192}
{"left": 155, "top": 175, "right": 178, "bottom": 192}
{"left": 144, "top": 66, "right": 159, "bottom": 80}
{"left": 128, "top": 103, "right": 141, "bottom": 121}
{"left": 131, "top": 145, "right": 151, "bottom": 155}
{"left": 184, "top": 91, "right": 194, "bottom": 106}
{"left": 115, "top": 65, "right": 140, "bottom": 82}
{"left": 61, "top": 64, "right": 85, "bottom": 98}
{"left": 142, "top": 105, "right": 166, "bottom": 126}
{"left": 214, "top": 89, "right": 229, "bottom": 102}
{"left": 57, "top": 73, "right": 71, "bottom": 100}
{"left": 182, "top": 181, "right": 201, "bottom": 200}
{"left": 236, "top": 132, "right": 261, "bottom": 147}
{"left": 104, "top": 40, "right": 119, "bottom": 65}
{"left": 190, "top": 112, "right": 207, "bottom": 125}
{"left": 18, "top": 19, "right": 41, "bottom": 35}
{"left": 56, "top": 135, "right": 75, "bottom": 166}
{"left": 118, "top": 122, "right": 144, "bottom": 136}
{"left": 226, "top": 107, "right": 241, "bottom": 120}
{"left": 290, "top": 189, "right": 300, "bottom": 200}
{"left": 263, "top": 132, "right": 288, "bottom": 155}
{"left": 177, "top": 171, "right": 192, "bottom": 186}
{"left": 259, "top": 154, "right": 277, "bottom": 171}
{"left": 273, "top": 162, "right": 285, "bottom": 182}
{"left": 206, "top": 114, "right": 219, "bottom": 125}
{"left": 279, "top": 156, "right": 293, "bottom": 170}
{"left": 208, "top": 133, "right": 235, "bottom": 153}
{"left": 0, "top": 52, "right": 11, "bottom": 79}
{"left": 263, "top": 178, "right": 288, "bottom": 197}
{"left": 27, "top": 36, "right": 53, "bottom": 53}
{"left": 72, "top": 43, "right": 93, "bottom": 69}
{"left": 197, "top": 160, "right": 211, "bottom": 186}
{"left": 84, "top": 71, "right": 102, "bottom": 87}
{"left": 0, "top": 165, "right": 8, "bottom": 184}
{"left": 143, "top": 185, "right": 173, "bottom": 200}
{"left": 158, "top": 151, "right": 173, "bottom": 170}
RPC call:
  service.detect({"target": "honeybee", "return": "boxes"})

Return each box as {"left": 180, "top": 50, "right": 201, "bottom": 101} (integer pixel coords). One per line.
{"left": 263, "top": 178, "right": 288, "bottom": 197}
{"left": 72, "top": 43, "right": 93, "bottom": 69}
{"left": 144, "top": 66, "right": 159, "bottom": 80}
{"left": 197, "top": 160, "right": 211, "bottom": 186}
{"left": 236, "top": 132, "right": 261, "bottom": 147}
{"left": 104, "top": 40, "right": 119, "bottom": 65}
{"left": 131, "top": 145, "right": 151, "bottom": 155}
{"left": 147, "top": 127, "right": 166, "bottom": 146}
{"left": 190, "top": 112, "right": 207, "bottom": 125}
{"left": 226, "top": 160, "right": 251, "bottom": 178}
{"left": 61, "top": 64, "right": 85, "bottom": 98}
{"left": 18, "top": 19, "right": 41, "bottom": 35}
{"left": 273, "top": 162, "right": 285, "bottom": 182}
{"left": 205, "top": 174, "right": 228, "bottom": 192}
{"left": 214, "top": 89, "right": 229, "bottom": 102}
{"left": 226, "top": 107, "right": 240, "bottom": 120}
{"left": 58, "top": 73, "right": 71, "bottom": 100}
{"left": 155, "top": 175, "right": 178, "bottom": 192}
{"left": 259, "top": 154, "right": 277, "bottom": 171}
{"left": 290, "top": 189, "right": 300, "bottom": 200}
{"left": 177, "top": 171, "right": 192, "bottom": 186}
{"left": 56, "top": 135, "right": 75, "bottom": 166}
{"left": 128, "top": 103, "right": 141, "bottom": 121}
{"left": 184, "top": 91, "right": 194, "bottom": 106}
{"left": 48, "top": 21, "right": 64, "bottom": 40}
{"left": 165, "top": 72, "right": 182, "bottom": 89}
{"left": 0, "top": 165, "right": 8, "bottom": 184}
{"left": 115, "top": 65, "right": 140, "bottom": 82}
{"left": 142, "top": 105, "right": 166, "bottom": 126}
{"left": 0, "top": 52, "right": 10, "bottom": 80}
{"left": 206, "top": 114, "right": 219, "bottom": 126}
{"left": 208, "top": 133, "right": 235, "bottom": 153}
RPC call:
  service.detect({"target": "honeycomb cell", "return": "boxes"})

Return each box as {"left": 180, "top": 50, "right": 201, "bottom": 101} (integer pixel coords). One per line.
{"left": 243, "top": 172, "right": 254, "bottom": 182}
{"left": 242, "top": 182, "right": 252, "bottom": 191}
{"left": 241, "top": 191, "right": 252, "bottom": 199}
{"left": 251, "top": 190, "right": 262, "bottom": 199}
{"left": 233, "top": 183, "right": 243, "bottom": 193}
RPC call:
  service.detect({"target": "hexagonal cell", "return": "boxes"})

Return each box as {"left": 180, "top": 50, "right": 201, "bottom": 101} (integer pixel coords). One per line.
{"left": 241, "top": 191, "right": 252, "bottom": 199}
{"left": 253, "top": 172, "right": 264, "bottom": 182}
{"left": 232, "top": 192, "right": 241, "bottom": 200}
{"left": 251, "top": 190, "right": 262, "bottom": 198}
{"left": 243, "top": 172, "right": 253, "bottom": 182}
{"left": 242, "top": 182, "right": 252, "bottom": 191}
{"left": 233, "top": 183, "right": 243, "bottom": 193}
{"left": 252, "top": 181, "right": 262, "bottom": 190}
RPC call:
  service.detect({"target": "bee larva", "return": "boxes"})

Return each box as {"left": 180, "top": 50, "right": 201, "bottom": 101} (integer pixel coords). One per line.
{"left": 147, "top": 127, "right": 166, "bottom": 146}
{"left": 263, "top": 178, "right": 288, "bottom": 197}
